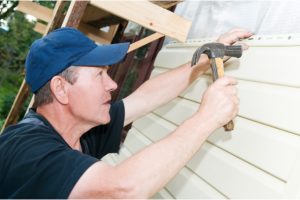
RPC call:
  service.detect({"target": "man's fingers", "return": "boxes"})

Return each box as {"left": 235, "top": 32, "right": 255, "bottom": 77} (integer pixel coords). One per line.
{"left": 234, "top": 31, "right": 253, "bottom": 41}
{"left": 217, "top": 29, "right": 253, "bottom": 45}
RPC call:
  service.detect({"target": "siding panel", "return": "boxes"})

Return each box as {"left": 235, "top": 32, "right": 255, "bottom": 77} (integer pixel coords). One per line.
{"left": 106, "top": 35, "right": 300, "bottom": 198}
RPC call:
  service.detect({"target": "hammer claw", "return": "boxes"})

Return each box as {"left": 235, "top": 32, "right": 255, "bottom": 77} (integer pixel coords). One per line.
{"left": 191, "top": 43, "right": 243, "bottom": 132}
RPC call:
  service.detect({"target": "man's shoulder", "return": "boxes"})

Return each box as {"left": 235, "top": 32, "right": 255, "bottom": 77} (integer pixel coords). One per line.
{"left": 1, "top": 109, "right": 58, "bottom": 139}
{"left": 1, "top": 117, "right": 56, "bottom": 141}
{"left": 0, "top": 116, "right": 66, "bottom": 160}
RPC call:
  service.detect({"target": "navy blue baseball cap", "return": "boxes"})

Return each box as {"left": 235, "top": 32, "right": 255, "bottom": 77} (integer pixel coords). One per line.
{"left": 25, "top": 27, "right": 129, "bottom": 93}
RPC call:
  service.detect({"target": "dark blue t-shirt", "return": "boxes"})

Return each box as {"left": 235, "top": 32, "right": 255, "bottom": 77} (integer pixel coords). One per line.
{"left": 0, "top": 101, "right": 125, "bottom": 198}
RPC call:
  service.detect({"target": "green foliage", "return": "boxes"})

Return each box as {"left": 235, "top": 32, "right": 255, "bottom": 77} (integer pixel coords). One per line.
{"left": 0, "top": 10, "right": 42, "bottom": 129}
{"left": 0, "top": 0, "right": 18, "bottom": 21}
{"left": 36, "top": 1, "right": 56, "bottom": 9}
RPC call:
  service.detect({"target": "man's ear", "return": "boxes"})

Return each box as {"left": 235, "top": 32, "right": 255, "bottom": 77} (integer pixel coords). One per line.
{"left": 50, "top": 76, "right": 69, "bottom": 104}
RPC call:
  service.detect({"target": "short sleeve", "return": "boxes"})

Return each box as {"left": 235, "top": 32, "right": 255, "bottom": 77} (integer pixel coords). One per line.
{"left": 80, "top": 100, "right": 125, "bottom": 159}
{"left": 0, "top": 128, "right": 98, "bottom": 199}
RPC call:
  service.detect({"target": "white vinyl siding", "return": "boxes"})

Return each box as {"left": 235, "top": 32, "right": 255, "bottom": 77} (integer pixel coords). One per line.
{"left": 103, "top": 34, "right": 300, "bottom": 199}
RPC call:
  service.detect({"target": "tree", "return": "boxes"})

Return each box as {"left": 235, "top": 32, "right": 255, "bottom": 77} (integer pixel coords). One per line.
{"left": 0, "top": 10, "right": 41, "bottom": 129}
{"left": 0, "top": 1, "right": 57, "bottom": 129}
{"left": 0, "top": 0, "right": 18, "bottom": 21}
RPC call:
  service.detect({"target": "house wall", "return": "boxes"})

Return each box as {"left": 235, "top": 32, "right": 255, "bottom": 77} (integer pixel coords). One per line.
{"left": 174, "top": 1, "right": 300, "bottom": 38}
{"left": 102, "top": 34, "right": 300, "bottom": 199}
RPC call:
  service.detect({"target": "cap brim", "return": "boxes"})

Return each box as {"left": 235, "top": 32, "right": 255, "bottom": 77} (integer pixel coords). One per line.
{"left": 72, "top": 42, "right": 129, "bottom": 67}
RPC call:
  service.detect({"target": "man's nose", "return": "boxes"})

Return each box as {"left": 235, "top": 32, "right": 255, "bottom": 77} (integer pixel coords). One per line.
{"left": 105, "top": 75, "right": 118, "bottom": 92}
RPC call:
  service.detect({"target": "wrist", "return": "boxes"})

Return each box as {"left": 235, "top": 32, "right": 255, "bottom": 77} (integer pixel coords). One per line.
{"left": 192, "top": 111, "right": 219, "bottom": 134}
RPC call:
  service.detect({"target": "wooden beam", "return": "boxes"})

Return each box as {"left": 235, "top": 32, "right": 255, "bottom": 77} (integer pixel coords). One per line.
{"left": 108, "top": 25, "right": 119, "bottom": 39}
{"left": 45, "top": 1, "right": 68, "bottom": 33}
{"left": 78, "top": 23, "right": 111, "bottom": 44}
{"left": 27, "top": 1, "right": 69, "bottom": 110}
{"left": 16, "top": 1, "right": 53, "bottom": 22}
{"left": 2, "top": 1, "right": 69, "bottom": 131}
{"left": 86, "top": 15, "right": 125, "bottom": 29}
{"left": 90, "top": 1, "right": 191, "bottom": 42}
{"left": 81, "top": 4, "right": 111, "bottom": 23}
{"left": 127, "top": 32, "right": 164, "bottom": 53}
{"left": 34, "top": 22, "right": 46, "bottom": 35}
{"left": 33, "top": 0, "right": 67, "bottom": 35}
{"left": 62, "top": 1, "right": 88, "bottom": 28}
{"left": 151, "top": 0, "right": 183, "bottom": 9}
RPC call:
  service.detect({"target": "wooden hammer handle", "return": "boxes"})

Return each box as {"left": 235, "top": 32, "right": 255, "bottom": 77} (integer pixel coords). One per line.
{"left": 214, "top": 57, "right": 234, "bottom": 131}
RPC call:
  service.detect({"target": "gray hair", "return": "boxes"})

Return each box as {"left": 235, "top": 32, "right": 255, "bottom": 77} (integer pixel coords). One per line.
{"left": 33, "top": 66, "right": 78, "bottom": 107}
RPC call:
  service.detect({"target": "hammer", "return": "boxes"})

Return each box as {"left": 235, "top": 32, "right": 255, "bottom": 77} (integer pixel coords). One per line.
{"left": 191, "top": 43, "right": 243, "bottom": 131}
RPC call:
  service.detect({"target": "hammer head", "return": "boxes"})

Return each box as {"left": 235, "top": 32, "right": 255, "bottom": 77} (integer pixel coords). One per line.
{"left": 192, "top": 42, "right": 242, "bottom": 66}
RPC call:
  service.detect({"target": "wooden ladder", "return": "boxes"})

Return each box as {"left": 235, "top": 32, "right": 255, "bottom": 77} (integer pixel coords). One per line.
{"left": 1, "top": 0, "right": 191, "bottom": 132}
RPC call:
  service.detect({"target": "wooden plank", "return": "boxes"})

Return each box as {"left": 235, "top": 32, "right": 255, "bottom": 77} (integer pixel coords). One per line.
{"left": 107, "top": 25, "right": 119, "bottom": 40}
{"left": 151, "top": 0, "right": 183, "bottom": 9}
{"left": 45, "top": 1, "right": 68, "bottom": 33}
{"left": 29, "top": 1, "right": 90, "bottom": 110}
{"left": 27, "top": 1, "right": 71, "bottom": 111}
{"left": 127, "top": 32, "right": 164, "bottom": 53}
{"left": 82, "top": 1, "right": 181, "bottom": 24}
{"left": 34, "top": 22, "right": 46, "bottom": 35}
{"left": 90, "top": 0, "right": 191, "bottom": 42}
{"left": 62, "top": 0, "right": 88, "bottom": 28}
{"left": 78, "top": 23, "right": 111, "bottom": 44}
{"left": 16, "top": 1, "right": 53, "bottom": 22}
{"left": 6, "top": 1, "right": 79, "bottom": 125}
{"left": 81, "top": 4, "right": 111, "bottom": 22}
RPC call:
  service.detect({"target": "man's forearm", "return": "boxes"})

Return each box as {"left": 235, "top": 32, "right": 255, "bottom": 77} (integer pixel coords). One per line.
{"left": 123, "top": 59, "right": 209, "bottom": 125}
{"left": 115, "top": 112, "right": 216, "bottom": 198}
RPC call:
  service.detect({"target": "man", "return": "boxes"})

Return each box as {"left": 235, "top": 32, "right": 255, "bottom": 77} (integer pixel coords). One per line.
{"left": 0, "top": 27, "right": 252, "bottom": 198}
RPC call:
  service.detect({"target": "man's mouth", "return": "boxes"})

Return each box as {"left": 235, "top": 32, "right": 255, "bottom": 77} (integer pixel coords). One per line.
{"left": 104, "top": 99, "right": 111, "bottom": 105}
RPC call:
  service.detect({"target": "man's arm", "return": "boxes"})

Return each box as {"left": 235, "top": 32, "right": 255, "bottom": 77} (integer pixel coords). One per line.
{"left": 69, "top": 76, "right": 238, "bottom": 199}
{"left": 123, "top": 59, "right": 208, "bottom": 126}
{"left": 69, "top": 29, "right": 252, "bottom": 198}
{"left": 123, "top": 29, "right": 252, "bottom": 126}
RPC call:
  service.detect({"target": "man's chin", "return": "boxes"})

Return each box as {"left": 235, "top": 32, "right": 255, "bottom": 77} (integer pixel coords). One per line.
{"left": 98, "top": 116, "right": 111, "bottom": 125}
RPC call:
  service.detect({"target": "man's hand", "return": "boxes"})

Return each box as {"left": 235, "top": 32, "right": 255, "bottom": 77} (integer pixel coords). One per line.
{"left": 197, "top": 76, "right": 239, "bottom": 130}
{"left": 217, "top": 28, "right": 253, "bottom": 50}
{"left": 192, "top": 28, "right": 253, "bottom": 71}
{"left": 217, "top": 28, "right": 253, "bottom": 62}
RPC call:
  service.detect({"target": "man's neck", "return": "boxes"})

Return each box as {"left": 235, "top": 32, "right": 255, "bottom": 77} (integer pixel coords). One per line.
{"left": 36, "top": 104, "right": 93, "bottom": 151}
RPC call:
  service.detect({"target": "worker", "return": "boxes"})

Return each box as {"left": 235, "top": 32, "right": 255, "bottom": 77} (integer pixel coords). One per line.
{"left": 0, "top": 27, "right": 252, "bottom": 198}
